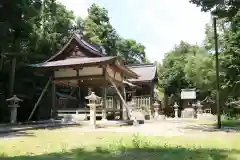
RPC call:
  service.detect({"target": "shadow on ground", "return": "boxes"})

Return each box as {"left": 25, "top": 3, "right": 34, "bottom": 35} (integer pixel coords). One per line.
{"left": 183, "top": 124, "right": 240, "bottom": 133}
{"left": 0, "top": 146, "right": 239, "bottom": 160}
{"left": 0, "top": 131, "right": 35, "bottom": 138}
{"left": 0, "top": 123, "right": 81, "bottom": 138}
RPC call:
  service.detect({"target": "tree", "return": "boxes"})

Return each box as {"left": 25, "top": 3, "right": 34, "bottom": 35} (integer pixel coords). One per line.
{"left": 184, "top": 53, "right": 215, "bottom": 95}
{"left": 81, "top": 4, "right": 147, "bottom": 64}
{"left": 220, "top": 11, "right": 240, "bottom": 98}
{"left": 189, "top": 0, "right": 240, "bottom": 20}
{"left": 203, "top": 19, "right": 227, "bottom": 51}
{"left": 160, "top": 41, "right": 196, "bottom": 96}
{"left": 83, "top": 3, "right": 118, "bottom": 56}
{"left": 117, "top": 39, "right": 146, "bottom": 64}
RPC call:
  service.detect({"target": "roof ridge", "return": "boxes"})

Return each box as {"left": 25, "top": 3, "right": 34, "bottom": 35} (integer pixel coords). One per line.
{"left": 128, "top": 63, "right": 155, "bottom": 68}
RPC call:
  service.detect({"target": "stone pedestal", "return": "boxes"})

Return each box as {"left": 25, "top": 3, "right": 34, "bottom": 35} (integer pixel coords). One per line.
{"left": 174, "top": 108, "right": 178, "bottom": 118}
{"left": 154, "top": 107, "right": 159, "bottom": 120}
{"left": 122, "top": 107, "right": 128, "bottom": 120}
{"left": 89, "top": 105, "right": 96, "bottom": 128}
{"left": 197, "top": 108, "right": 203, "bottom": 114}
{"left": 9, "top": 105, "right": 19, "bottom": 123}
{"left": 173, "top": 102, "right": 179, "bottom": 118}
{"left": 102, "top": 109, "right": 107, "bottom": 121}
{"left": 158, "top": 114, "right": 166, "bottom": 120}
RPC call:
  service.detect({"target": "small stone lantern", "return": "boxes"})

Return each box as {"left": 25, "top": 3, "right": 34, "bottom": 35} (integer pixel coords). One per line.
{"left": 85, "top": 92, "right": 101, "bottom": 128}
{"left": 6, "top": 95, "right": 22, "bottom": 123}
{"left": 173, "top": 102, "right": 179, "bottom": 118}
{"left": 192, "top": 101, "right": 203, "bottom": 118}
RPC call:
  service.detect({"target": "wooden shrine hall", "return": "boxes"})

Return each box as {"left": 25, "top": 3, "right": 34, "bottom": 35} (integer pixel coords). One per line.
{"left": 30, "top": 33, "right": 158, "bottom": 121}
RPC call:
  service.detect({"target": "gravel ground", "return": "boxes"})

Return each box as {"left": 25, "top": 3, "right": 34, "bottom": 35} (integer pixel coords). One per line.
{"left": 1, "top": 119, "right": 238, "bottom": 139}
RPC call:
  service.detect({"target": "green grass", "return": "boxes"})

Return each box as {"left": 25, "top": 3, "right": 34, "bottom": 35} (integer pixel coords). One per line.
{"left": 220, "top": 120, "right": 240, "bottom": 128}
{"left": 191, "top": 119, "right": 240, "bottom": 128}
{"left": 0, "top": 127, "right": 240, "bottom": 160}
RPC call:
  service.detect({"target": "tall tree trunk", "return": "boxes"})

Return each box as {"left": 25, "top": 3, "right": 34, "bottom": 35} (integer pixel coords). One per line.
{"left": 9, "top": 57, "right": 16, "bottom": 97}
{"left": 0, "top": 55, "right": 3, "bottom": 72}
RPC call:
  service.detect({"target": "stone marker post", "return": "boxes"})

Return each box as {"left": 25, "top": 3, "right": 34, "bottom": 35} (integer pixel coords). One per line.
{"left": 173, "top": 102, "right": 179, "bottom": 119}
{"left": 85, "top": 92, "right": 101, "bottom": 129}
{"left": 6, "top": 95, "right": 22, "bottom": 123}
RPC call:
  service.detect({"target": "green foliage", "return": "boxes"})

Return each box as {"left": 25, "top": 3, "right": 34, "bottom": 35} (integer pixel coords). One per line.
{"left": 189, "top": 0, "right": 240, "bottom": 20}
{"left": 184, "top": 54, "right": 215, "bottom": 93}
{"left": 117, "top": 39, "right": 146, "bottom": 64}
{"left": 82, "top": 4, "right": 146, "bottom": 63}
{"left": 160, "top": 41, "right": 201, "bottom": 95}
{"left": 220, "top": 11, "right": 240, "bottom": 98}
{"left": 159, "top": 7, "right": 240, "bottom": 116}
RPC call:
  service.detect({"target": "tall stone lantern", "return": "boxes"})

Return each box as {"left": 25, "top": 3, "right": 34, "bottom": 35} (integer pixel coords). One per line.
{"left": 173, "top": 102, "right": 179, "bottom": 118}
{"left": 85, "top": 92, "right": 101, "bottom": 129}
{"left": 6, "top": 95, "right": 22, "bottom": 123}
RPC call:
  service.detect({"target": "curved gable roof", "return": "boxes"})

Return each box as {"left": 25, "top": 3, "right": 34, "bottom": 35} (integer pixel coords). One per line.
{"left": 46, "top": 33, "right": 104, "bottom": 62}
{"left": 128, "top": 63, "right": 157, "bottom": 83}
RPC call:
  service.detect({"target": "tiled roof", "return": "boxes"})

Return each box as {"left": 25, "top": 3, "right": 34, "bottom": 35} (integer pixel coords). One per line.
{"left": 46, "top": 33, "right": 103, "bottom": 62}
{"left": 29, "top": 56, "right": 139, "bottom": 79}
{"left": 30, "top": 57, "right": 115, "bottom": 68}
{"left": 128, "top": 63, "right": 157, "bottom": 82}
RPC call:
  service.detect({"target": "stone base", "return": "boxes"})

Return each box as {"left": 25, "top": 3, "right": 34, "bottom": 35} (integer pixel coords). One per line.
{"left": 101, "top": 118, "right": 108, "bottom": 122}
{"left": 157, "top": 115, "right": 166, "bottom": 120}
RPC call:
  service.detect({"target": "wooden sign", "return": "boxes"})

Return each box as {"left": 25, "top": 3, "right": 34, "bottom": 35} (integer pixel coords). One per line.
{"left": 181, "top": 89, "right": 196, "bottom": 100}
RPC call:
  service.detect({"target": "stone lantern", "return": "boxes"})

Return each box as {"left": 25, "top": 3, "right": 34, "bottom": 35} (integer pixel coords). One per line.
{"left": 196, "top": 100, "right": 203, "bottom": 114}
{"left": 153, "top": 101, "right": 160, "bottom": 120}
{"left": 85, "top": 92, "right": 101, "bottom": 128}
{"left": 173, "top": 102, "right": 179, "bottom": 118}
{"left": 6, "top": 95, "right": 22, "bottom": 123}
{"left": 192, "top": 100, "right": 203, "bottom": 118}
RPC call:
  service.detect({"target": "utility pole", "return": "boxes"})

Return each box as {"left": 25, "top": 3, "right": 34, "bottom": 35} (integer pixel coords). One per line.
{"left": 213, "top": 16, "right": 221, "bottom": 129}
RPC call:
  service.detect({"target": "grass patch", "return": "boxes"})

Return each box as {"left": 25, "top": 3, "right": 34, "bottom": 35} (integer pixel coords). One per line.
{"left": 0, "top": 127, "right": 240, "bottom": 160}
{"left": 219, "top": 120, "right": 240, "bottom": 128}
{"left": 192, "top": 119, "right": 240, "bottom": 128}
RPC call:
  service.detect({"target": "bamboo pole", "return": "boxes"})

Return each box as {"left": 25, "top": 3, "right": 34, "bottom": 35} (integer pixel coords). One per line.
{"left": 28, "top": 78, "right": 51, "bottom": 121}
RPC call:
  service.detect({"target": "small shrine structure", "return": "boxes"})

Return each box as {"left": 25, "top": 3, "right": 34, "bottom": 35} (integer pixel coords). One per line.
{"left": 29, "top": 33, "right": 158, "bottom": 121}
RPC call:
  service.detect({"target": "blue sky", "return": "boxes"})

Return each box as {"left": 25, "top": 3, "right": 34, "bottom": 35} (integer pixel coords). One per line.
{"left": 58, "top": 0, "right": 210, "bottom": 63}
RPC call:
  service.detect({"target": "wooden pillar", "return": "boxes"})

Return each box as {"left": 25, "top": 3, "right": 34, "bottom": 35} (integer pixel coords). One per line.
{"left": 102, "top": 87, "right": 107, "bottom": 121}
{"left": 119, "top": 87, "right": 123, "bottom": 120}
{"left": 121, "top": 85, "right": 128, "bottom": 120}
{"left": 51, "top": 80, "right": 56, "bottom": 119}
{"left": 77, "top": 87, "right": 81, "bottom": 108}
{"left": 76, "top": 69, "right": 81, "bottom": 108}
{"left": 150, "top": 82, "right": 155, "bottom": 119}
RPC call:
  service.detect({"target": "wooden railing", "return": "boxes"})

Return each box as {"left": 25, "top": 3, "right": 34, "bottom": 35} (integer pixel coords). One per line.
{"left": 133, "top": 96, "right": 151, "bottom": 109}
{"left": 132, "top": 96, "right": 151, "bottom": 116}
